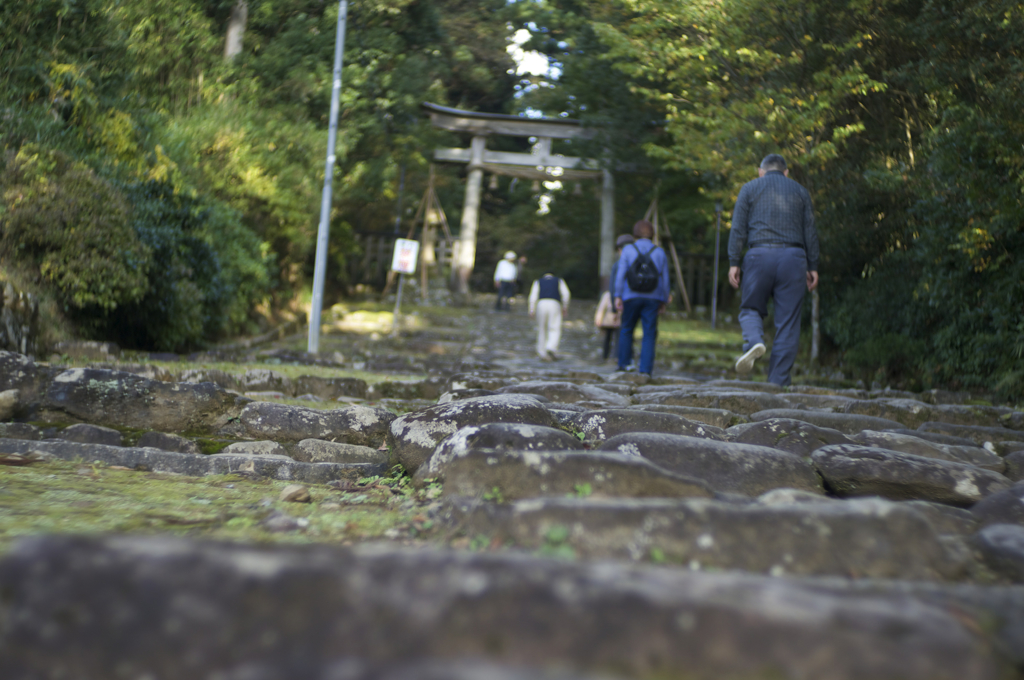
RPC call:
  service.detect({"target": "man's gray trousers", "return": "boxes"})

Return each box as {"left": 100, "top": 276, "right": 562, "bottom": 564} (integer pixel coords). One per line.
{"left": 738, "top": 246, "right": 807, "bottom": 386}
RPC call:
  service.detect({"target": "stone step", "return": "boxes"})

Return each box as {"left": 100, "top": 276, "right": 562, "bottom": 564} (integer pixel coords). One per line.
{"left": 0, "top": 535, "right": 1015, "bottom": 680}
{"left": 811, "top": 444, "right": 1012, "bottom": 507}
{"left": 0, "top": 439, "right": 385, "bottom": 484}
{"left": 441, "top": 449, "right": 714, "bottom": 501}
{"left": 598, "top": 432, "right": 824, "bottom": 497}
{"left": 387, "top": 394, "right": 560, "bottom": 474}
{"left": 919, "top": 422, "right": 1024, "bottom": 445}
{"left": 571, "top": 408, "right": 724, "bottom": 444}
{"left": 749, "top": 409, "right": 904, "bottom": 434}
{"left": 633, "top": 389, "right": 792, "bottom": 415}
{"left": 843, "top": 398, "right": 1016, "bottom": 430}
{"left": 443, "top": 495, "right": 968, "bottom": 581}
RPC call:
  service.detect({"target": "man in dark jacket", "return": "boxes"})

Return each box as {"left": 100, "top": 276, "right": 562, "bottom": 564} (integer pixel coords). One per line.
{"left": 728, "top": 154, "right": 820, "bottom": 386}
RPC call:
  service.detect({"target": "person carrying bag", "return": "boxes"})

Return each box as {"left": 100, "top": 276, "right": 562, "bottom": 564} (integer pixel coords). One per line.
{"left": 594, "top": 290, "right": 621, "bottom": 361}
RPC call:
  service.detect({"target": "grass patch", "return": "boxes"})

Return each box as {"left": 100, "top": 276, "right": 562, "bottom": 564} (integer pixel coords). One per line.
{"left": 656, "top": 318, "right": 744, "bottom": 346}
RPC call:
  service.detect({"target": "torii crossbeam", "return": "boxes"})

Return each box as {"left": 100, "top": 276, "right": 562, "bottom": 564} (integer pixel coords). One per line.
{"left": 423, "top": 102, "right": 617, "bottom": 293}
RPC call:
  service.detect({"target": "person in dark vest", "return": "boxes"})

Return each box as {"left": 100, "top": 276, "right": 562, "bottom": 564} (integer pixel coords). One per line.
{"left": 728, "top": 153, "right": 820, "bottom": 385}
{"left": 528, "top": 272, "right": 571, "bottom": 361}
{"left": 613, "top": 220, "right": 670, "bottom": 375}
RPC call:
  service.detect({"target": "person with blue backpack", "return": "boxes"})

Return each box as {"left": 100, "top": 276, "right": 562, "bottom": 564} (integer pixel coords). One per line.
{"left": 613, "top": 219, "right": 671, "bottom": 376}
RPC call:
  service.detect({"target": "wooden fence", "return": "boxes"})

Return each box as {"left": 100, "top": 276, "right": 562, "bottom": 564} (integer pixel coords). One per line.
{"left": 347, "top": 232, "right": 729, "bottom": 309}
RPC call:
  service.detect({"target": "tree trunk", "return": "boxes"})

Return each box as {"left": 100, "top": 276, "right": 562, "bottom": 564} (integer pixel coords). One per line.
{"left": 224, "top": 1, "right": 248, "bottom": 61}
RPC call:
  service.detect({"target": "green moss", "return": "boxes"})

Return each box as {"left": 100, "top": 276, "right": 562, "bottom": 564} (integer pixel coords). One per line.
{"left": 482, "top": 486, "right": 505, "bottom": 504}
{"left": 114, "top": 427, "right": 150, "bottom": 447}
{"left": 0, "top": 460, "right": 441, "bottom": 554}
{"left": 194, "top": 439, "right": 233, "bottom": 455}
{"left": 147, "top": 359, "right": 426, "bottom": 385}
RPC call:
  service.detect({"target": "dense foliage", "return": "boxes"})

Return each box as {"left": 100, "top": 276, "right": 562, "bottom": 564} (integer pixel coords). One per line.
{"left": 1, "top": 0, "right": 1020, "bottom": 397}
{"left": 511, "top": 0, "right": 1024, "bottom": 399}
{"left": 0, "top": 0, "right": 521, "bottom": 350}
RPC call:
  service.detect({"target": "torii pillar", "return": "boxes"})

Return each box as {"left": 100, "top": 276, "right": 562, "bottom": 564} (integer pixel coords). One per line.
{"left": 455, "top": 135, "right": 486, "bottom": 292}
{"left": 600, "top": 168, "right": 615, "bottom": 291}
{"left": 423, "top": 102, "right": 615, "bottom": 295}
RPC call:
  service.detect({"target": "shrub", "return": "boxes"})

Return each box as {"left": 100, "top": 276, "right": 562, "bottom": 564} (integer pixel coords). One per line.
{"left": 1, "top": 145, "right": 271, "bottom": 351}
{"left": 96, "top": 180, "right": 271, "bottom": 351}
{"left": 0, "top": 145, "right": 151, "bottom": 311}
{"left": 843, "top": 334, "right": 927, "bottom": 390}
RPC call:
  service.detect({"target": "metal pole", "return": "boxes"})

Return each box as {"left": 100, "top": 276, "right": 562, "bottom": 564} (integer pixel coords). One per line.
{"left": 391, "top": 274, "right": 405, "bottom": 337}
{"left": 307, "top": 0, "right": 348, "bottom": 354}
{"left": 711, "top": 201, "right": 722, "bottom": 329}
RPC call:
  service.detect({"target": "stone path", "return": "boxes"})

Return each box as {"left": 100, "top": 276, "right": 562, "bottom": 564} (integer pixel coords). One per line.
{"left": 425, "top": 296, "right": 729, "bottom": 378}
{"left": 1, "top": 298, "right": 1024, "bottom": 679}
{"left": 467, "top": 298, "right": 622, "bottom": 373}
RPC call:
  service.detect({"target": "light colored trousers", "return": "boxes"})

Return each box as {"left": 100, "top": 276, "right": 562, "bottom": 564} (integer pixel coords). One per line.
{"left": 535, "top": 299, "right": 563, "bottom": 356}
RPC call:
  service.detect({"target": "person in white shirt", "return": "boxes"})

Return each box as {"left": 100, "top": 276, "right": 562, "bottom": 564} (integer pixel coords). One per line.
{"left": 528, "top": 273, "right": 571, "bottom": 361}
{"left": 493, "top": 251, "right": 518, "bottom": 311}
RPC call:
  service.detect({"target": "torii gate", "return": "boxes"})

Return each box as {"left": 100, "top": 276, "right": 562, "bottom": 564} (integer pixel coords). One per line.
{"left": 422, "top": 102, "right": 617, "bottom": 293}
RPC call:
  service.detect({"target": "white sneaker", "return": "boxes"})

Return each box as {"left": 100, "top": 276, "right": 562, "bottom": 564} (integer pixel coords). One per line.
{"left": 735, "top": 343, "right": 766, "bottom": 374}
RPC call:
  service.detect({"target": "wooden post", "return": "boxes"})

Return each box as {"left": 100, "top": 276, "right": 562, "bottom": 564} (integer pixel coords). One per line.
{"left": 420, "top": 222, "right": 436, "bottom": 301}
{"left": 361, "top": 235, "right": 373, "bottom": 278}
{"left": 376, "top": 237, "right": 387, "bottom": 282}
{"left": 685, "top": 254, "right": 695, "bottom": 309}
{"left": 382, "top": 168, "right": 432, "bottom": 297}
{"left": 697, "top": 256, "right": 707, "bottom": 308}
{"left": 645, "top": 196, "right": 692, "bottom": 313}
{"left": 668, "top": 243, "right": 692, "bottom": 313}
{"left": 391, "top": 274, "right": 405, "bottom": 337}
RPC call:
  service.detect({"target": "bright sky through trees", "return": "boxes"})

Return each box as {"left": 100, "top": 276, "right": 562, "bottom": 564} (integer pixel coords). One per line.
{"left": 507, "top": 27, "right": 552, "bottom": 77}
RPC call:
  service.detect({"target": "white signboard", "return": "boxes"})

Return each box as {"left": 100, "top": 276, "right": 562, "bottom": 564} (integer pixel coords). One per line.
{"left": 391, "top": 238, "right": 420, "bottom": 274}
